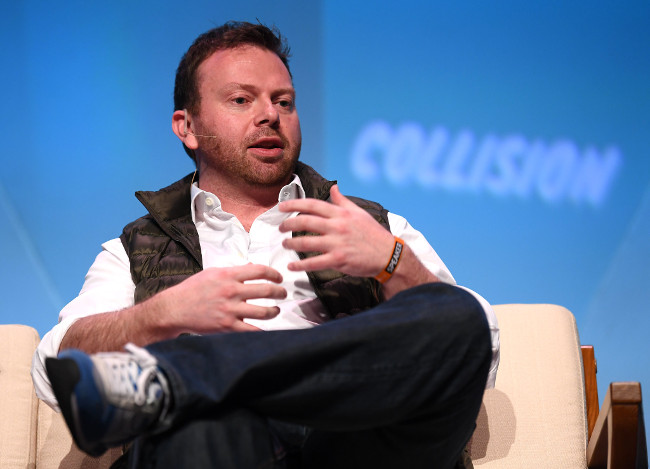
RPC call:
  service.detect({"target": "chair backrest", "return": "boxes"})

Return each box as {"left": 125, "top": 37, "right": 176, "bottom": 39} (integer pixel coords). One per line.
{"left": 470, "top": 304, "right": 588, "bottom": 468}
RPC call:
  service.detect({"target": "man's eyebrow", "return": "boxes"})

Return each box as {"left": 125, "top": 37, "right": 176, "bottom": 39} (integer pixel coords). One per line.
{"left": 221, "top": 82, "right": 295, "bottom": 96}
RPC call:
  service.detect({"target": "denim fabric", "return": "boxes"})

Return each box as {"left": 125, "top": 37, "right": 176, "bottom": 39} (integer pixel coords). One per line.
{"left": 130, "top": 283, "right": 491, "bottom": 469}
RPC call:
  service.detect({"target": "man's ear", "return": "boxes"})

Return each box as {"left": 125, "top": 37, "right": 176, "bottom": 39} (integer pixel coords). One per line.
{"left": 172, "top": 109, "right": 199, "bottom": 150}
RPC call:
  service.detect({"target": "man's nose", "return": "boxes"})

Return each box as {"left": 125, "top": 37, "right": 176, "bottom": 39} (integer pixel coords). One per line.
{"left": 255, "top": 99, "right": 279, "bottom": 127}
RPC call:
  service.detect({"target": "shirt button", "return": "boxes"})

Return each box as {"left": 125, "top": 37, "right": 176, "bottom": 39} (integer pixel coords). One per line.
{"left": 205, "top": 198, "right": 214, "bottom": 207}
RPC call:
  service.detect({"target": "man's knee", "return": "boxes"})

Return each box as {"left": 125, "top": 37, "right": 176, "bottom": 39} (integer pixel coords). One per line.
{"left": 397, "top": 283, "right": 489, "bottom": 338}
{"left": 394, "top": 283, "right": 493, "bottom": 388}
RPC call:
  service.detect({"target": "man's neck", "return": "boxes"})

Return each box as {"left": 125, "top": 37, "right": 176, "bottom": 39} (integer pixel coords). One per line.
{"left": 198, "top": 174, "right": 286, "bottom": 232}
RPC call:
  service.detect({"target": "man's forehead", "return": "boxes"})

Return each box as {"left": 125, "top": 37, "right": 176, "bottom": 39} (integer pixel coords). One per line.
{"left": 197, "top": 46, "right": 293, "bottom": 89}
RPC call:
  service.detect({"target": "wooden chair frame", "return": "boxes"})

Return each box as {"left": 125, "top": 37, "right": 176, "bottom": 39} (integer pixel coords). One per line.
{"left": 582, "top": 345, "right": 647, "bottom": 468}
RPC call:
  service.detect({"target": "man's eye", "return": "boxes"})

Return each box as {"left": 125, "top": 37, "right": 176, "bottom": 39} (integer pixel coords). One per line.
{"left": 277, "top": 99, "right": 293, "bottom": 108}
{"left": 233, "top": 97, "right": 247, "bottom": 104}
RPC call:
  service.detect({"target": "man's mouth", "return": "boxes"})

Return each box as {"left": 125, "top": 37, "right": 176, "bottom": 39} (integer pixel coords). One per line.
{"left": 248, "top": 137, "right": 285, "bottom": 158}
{"left": 249, "top": 137, "right": 285, "bottom": 150}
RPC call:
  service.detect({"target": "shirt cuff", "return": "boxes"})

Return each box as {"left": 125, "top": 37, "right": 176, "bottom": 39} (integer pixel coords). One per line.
{"left": 30, "top": 316, "right": 80, "bottom": 412}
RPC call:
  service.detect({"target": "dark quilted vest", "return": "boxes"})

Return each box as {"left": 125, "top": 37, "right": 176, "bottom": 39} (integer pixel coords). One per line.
{"left": 120, "top": 162, "right": 390, "bottom": 319}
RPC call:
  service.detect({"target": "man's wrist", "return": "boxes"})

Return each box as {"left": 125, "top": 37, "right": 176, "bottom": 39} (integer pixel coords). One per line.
{"left": 375, "top": 236, "right": 405, "bottom": 284}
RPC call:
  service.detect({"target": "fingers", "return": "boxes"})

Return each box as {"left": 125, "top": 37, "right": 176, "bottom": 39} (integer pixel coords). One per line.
{"left": 279, "top": 197, "right": 334, "bottom": 218}
{"left": 227, "top": 263, "right": 284, "bottom": 284}
{"left": 328, "top": 184, "right": 349, "bottom": 206}
{"left": 231, "top": 321, "right": 264, "bottom": 332}
{"left": 279, "top": 214, "right": 333, "bottom": 235}
{"left": 277, "top": 184, "right": 393, "bottom": 277}
{"left": 215, "top": 295, "right": 282, "bottom": 333}
{"left": 201, "top": 265, "right": 287, "bottom": 300}
{"left": 278, "top": 185, "right": 357, "bottom": 236}
{"left": 286, "top": 253, "right": 337, "bottom": 273}
{"left": 278, "top": 184, "right": 354, "bottom": 216}
{"left": 235, "top": 303, "right": 281, "bottom": 321}
{"left": 238, "top": 281, "right": 288, "bottom": 302}
{"left": 170, "top": 267, "right": 285, "bottom": 334}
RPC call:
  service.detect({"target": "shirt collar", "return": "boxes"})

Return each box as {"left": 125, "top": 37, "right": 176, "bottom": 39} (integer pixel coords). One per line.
{"left": 190, "top": 174, "right": 306, "bottom": 223}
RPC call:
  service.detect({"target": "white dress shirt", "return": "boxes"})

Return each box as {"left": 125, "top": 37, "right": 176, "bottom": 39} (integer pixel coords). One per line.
{"left": 32, "top": 175, "right": 499, "bottom": 410}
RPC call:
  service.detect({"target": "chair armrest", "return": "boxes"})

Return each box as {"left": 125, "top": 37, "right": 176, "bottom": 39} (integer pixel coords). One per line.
{"left": 582, "top": 345, "right": 599, "bottom": 439}
{"left": 587, "top": 382, "right": 647, "bottom": 469}
{"left": 0, "top": 325, "right": 41, "bottom": 468}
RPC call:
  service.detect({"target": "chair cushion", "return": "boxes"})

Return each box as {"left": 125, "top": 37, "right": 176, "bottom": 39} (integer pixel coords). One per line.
{"left": 470, "top": 304, "right": 588, "bottom": 468}
{"left": 36, "top": 400, "right": 122, "bottom": 469}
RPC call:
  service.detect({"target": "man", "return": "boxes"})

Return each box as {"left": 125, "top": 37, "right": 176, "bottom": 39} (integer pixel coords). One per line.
{"left": 33, "top": 21, "right": 499, "bottom": 469}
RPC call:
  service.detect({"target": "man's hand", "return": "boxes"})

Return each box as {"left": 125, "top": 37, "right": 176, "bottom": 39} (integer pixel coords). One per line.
{"left": 278, "top": 185, "right": 439, "bottom": 299}
{"left": 159, "top": 264, "right": 287, "bottom": 335}
{"left": 279, "top": 185, "right": 396, "bottom": 278}
{"left": 60, "top": 264, "right": 287, "bottom": 354}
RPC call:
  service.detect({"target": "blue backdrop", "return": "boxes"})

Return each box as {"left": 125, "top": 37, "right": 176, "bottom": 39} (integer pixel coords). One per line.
{"left": 1, "top": 0, "right": 648, "bottom": 434}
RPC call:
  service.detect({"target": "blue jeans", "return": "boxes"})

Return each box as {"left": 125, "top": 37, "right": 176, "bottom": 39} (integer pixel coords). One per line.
{"left": 128, "top": 283, "right": 491, "bottom": 469}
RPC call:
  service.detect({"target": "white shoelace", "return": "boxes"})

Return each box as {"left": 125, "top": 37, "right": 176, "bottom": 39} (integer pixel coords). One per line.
{"left": 100, "top": 343, "right": 162, "bottom": 407}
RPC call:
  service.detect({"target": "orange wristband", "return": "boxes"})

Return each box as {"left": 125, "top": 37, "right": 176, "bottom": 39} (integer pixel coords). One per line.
{"left": 374, "top": 236, "right": 404, "bottom": 283}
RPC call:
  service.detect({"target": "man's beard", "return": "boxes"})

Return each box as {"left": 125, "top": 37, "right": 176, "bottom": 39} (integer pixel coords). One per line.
{"left": 198, "top": 128, "right": 301, "bottom": 188}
